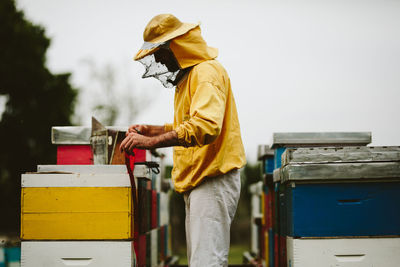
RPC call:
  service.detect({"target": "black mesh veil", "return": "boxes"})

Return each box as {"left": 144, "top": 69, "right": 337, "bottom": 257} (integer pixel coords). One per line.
{"left": 137, "top": 42, "right": 182, "bottom": 88}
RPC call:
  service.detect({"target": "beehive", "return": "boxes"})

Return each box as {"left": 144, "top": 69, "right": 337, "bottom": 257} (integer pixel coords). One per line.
{"left": 286, "top": 237, "right": 400, "bottom": 267}
{"left": 21, "top": 241, "right": 135, "bottom": 267}
{"left": 21, "top": 165, "right": 151, "bottom": 240}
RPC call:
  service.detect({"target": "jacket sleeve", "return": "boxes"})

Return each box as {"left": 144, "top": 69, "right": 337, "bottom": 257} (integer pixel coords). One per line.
{"left": 175, "top": 80, "right": 227, "bottom": 147}
{"left": 164, "top": 123, "right": 174, "bottom": 132}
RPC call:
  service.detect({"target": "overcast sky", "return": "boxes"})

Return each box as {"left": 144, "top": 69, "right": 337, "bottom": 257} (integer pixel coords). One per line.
{"left": 16, "top": 0, "right": 400, "bottom": 163}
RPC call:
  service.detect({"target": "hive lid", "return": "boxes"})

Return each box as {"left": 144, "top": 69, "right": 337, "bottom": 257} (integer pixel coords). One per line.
{"left": 36, "top": 164, "right": 152, "bottom": 179}
{"left": 23, "top": 165, "right": 152, "bottom": 187}
{"left": 21, "top": 173, "right": 131, "bottom": 187}
{"left": 257, "top": 145, "right": 274, "bottom": 160}
{"left": 282, "top": 146, "right": 400, "bottom": 166}
{"left": 37, "top": 164, "right": 127, "bottom": 173}
{"left": 52, "top": 126, "right": 128, "bottom": 145}
{"left": 271, "top": 132, "right": 371, "bottom": 149}
{"left": 280, "top": 161, "right": 400, "bottom": 183}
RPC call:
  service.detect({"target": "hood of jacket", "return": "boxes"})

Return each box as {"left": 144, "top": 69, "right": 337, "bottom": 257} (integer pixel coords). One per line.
{"left": 169, "top": 26, "right": 218, "bottom": 69}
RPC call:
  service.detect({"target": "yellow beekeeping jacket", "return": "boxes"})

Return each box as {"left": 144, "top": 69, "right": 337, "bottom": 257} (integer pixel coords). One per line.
{"left": 165, "top": 26, "right": 246, "bottom": 193}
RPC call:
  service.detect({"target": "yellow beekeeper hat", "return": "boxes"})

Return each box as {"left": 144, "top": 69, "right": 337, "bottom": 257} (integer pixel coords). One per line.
{"left": 134, "top": 14, "right": 199, "bottom": 61}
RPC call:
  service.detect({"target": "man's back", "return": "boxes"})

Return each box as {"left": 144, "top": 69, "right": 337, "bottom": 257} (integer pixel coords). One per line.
{"left": 171, "top": 59, "right": 246, "bottom": 193}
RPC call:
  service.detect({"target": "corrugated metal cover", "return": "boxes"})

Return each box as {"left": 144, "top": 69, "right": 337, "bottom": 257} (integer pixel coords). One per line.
{"left": 282, "top": 146, "right": 400, "bottom": 166}
{"left": 52, "top": 126, "right": 128, "bottom": 144}
{"left": 271, "top": 132, "right": 371, "bottom": 148}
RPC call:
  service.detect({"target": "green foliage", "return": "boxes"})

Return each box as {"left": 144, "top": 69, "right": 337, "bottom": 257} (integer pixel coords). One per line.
{"left": 241, "top": 162, "right": 263, "bottom": 187}
{"left": 0, "top": 0, "right": 77, "bottom": 234}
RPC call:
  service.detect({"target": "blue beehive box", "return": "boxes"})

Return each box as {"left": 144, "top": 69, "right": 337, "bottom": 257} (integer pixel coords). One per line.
{"left": 279, "top": 146, "right": 400, "bottom": 237}
{"left": 258, "top": 145, "right": 274, "bottom": 175}
{"left": 5, "top": 247, "right": 20, "bottom": 266}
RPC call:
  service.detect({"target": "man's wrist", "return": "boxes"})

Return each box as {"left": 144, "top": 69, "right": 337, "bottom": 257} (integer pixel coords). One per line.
{"left": 148, "top": 131, "right": 179, "bottom": 149}
{"left": 150, "top": 135, "right": 160, "bottom": 149}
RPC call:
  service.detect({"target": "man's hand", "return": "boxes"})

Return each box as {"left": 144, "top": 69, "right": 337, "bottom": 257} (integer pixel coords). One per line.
{"left": 120, "top": 132, "right": 155, "bottom": 153}
{"left": 121, "top": 123, "right": 180, "bottom": 153}
{"left": 127, "top": 124, "right": 150, "bottom": 136}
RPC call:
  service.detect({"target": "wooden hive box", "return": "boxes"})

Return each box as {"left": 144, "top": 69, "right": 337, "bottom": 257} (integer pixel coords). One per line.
{"left": 21, "top": 165, "right": 151, "bottom": 240}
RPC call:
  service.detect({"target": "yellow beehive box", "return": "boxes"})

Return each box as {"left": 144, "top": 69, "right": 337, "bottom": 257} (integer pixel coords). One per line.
{"left": 20, "top": 166, "right": 140, "bottom": 240}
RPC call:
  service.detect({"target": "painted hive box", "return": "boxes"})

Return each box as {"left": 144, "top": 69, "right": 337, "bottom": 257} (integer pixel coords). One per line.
{"left": 21, "top": 172, "right": 133, "bottom": 240}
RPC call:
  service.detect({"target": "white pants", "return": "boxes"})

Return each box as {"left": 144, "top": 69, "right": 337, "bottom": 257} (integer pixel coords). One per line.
{"left": 183, "top": 169, "right": 241, "bottom": 267}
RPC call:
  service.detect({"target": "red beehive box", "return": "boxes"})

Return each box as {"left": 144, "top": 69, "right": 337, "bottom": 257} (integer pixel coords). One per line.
{"left": 56, "top": 145, "right": 93, "bottom": 164}
{"left": 52, "top": 126, "right": 154, "bottom": 165}
{"left": 52, "top": 127, "right": 93, "bottom": 165}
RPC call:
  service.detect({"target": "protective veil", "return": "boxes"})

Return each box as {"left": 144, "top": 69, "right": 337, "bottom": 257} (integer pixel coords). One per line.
{"left": 134, "top": 14, "right": 218, "bottom": 88}
{"left": 137, "top": 42, "right": 182, "bottom": 88}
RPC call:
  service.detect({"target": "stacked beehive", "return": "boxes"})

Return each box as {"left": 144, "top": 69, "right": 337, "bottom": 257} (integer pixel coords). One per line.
{"left": 278, "top": 146, "right": 400, "bottom": 266}
{"left": 0, "top": 245, "right": 3, "bottom": 267}
{"left": 0, "top": 246, "right": 20, "bottom": 267}
{"left": 258, "top": 132, "right": 372, "bottom": 267}
{"left": 135, "top": 156, "right": 171, "bottom": 266}
{"left": 20, "top": 126, "right": 171, "bottom": 267}
{"left": 246, "top": 146, "right": 274, "bottom": 265}
{"left": 248, "top": 181, "right": 263, "bottom": 261}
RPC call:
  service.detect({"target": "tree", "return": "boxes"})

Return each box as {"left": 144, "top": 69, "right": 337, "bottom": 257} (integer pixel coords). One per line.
{"left": 0, "top": 0, "right": 77, "bottom": 234}
{"left": 74, "top": 58, "right": 151, "bottom": 126}
{"left": 76, "top": 59, "right": 150, "bottom": 126}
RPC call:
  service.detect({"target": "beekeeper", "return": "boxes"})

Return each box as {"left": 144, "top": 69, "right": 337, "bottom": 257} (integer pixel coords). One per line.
{"left": 120, "top": 14, "right": 246, "bottom": 266}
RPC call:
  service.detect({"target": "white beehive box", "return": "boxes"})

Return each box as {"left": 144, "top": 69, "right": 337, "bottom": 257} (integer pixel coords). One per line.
{"left": 151, "top": 229, "right": 158, "bottom": 267}
{"left": 21, "top": 241, "right": 135, "bottom": 267}
{"left": 287, "top": 237, "right": 400, "bottom": 267}
{"left": 159, "top": 192, "right": 170, "bottom": 226}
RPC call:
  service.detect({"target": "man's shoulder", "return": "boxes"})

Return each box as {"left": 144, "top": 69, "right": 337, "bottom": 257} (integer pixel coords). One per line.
{"left": 191, "top": 60, "right": 228, "bottom": 84}
{"left": 193, "top": 59, "right": 224, "bottom": 72}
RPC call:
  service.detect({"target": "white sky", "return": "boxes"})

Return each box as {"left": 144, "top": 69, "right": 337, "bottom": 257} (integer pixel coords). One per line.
{"left": 16, "top": 0, "right": 400, "bottom": 163}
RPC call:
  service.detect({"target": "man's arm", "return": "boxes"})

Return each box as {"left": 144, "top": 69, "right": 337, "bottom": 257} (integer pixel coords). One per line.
{"left": 127, "top": 124, "right": 167, "bottom": 137}
{"left": 120, "top": 128, "right": 180, "bottom": 153}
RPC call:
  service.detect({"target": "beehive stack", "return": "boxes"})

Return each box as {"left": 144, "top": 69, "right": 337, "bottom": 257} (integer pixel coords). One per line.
{"left": 135, "top": 153, "right": 171, "bottom": 266}
{"left": 20, "top": 164, "right": 139, "bottom": 266}
{"left": 263, "top": 132, "right": 372, "bottom": 267}
{"left": 279, "top": 146, "right": 400, "bottom": 266}
{"left": 20, "top": 126, "right": 172, "bottom": 267}
{"left": 257, "top": 145, "right": 274, "bottom": 267}
{"left": 248, "top": 181, "right": 263, "bottom": 260}
{"left": 0, "top": 246, "right": 4, "bottom": 267}
{"left": 3, "top": 247, "right": 20, "bottom": 267}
